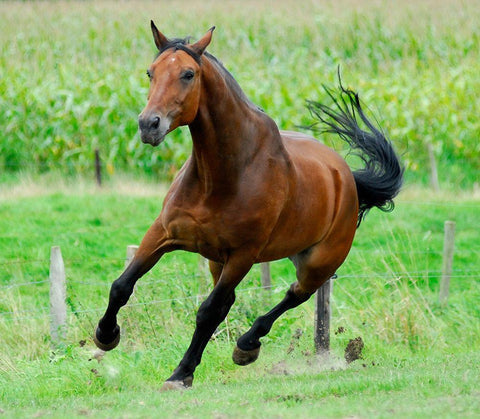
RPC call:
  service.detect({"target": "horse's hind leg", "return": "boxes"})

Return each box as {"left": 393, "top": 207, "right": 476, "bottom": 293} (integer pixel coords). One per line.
{"left": 232, "top": 281, "right": 313, "bottom": 365}
{"left": 208, "top": 260, "right": 223, "bottom": 285}
{"left": 233, "top": 247, "right": 342, "bottom": 366}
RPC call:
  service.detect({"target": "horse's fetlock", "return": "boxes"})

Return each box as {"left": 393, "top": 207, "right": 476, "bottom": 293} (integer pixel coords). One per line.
{"left": 237, "top": 334, "right": 261, "bottom": 351}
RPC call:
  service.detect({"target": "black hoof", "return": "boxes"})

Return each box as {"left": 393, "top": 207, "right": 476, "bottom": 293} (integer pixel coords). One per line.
{"left": 93, "top": 325, "right": 121, "bottom": 351}
{"left": 232, "top": 345, "right": 261, "bottom": 366}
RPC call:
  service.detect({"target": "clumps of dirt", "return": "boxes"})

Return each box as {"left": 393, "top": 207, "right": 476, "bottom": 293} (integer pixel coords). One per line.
{"left": 268, "top": 351, "right": 348, "bottom": 377}
{"left": 269, "top": 360, "right": 291, "bottom": 376}
{"left": 267, "top": 329, "right": 365, "bottom": 377}
{"left": 286, "top": 328, "right": 303, "bottom": 354}
{"left": 344, "top": 336, "right": 364, "bottom": 364}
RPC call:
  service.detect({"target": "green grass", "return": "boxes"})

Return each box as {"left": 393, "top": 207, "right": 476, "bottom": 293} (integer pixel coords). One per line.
{"left": 1, "top": 0, "right": 480, "bottom": 186}
{"left": 1, "top": 0, "right": 480, "bottom": 416}
{"left": 0, "top": 180, "right": 479, "bottom": 417}
{"left": 2, "top": 351, "right": 479, "bottom": 418}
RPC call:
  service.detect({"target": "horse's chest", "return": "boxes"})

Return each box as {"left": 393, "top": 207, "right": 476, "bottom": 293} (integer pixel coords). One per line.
{"left": 161, "top": 197, "right": 265, "bottom": 254}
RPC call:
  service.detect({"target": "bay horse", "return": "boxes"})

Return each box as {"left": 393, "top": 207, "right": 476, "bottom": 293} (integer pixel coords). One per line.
{"left": 94, "top": 22, "right": 403, "bottom": 390}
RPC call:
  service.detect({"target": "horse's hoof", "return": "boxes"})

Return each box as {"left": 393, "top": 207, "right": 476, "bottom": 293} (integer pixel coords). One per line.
{"left": 232, "top": 345, "right": 260, "bottom": 366}
{"left": 93, "top": 325, "right": 121, "bottom": 351}
{"left": 160, "top": 376, "right": 193, "bottom": 392}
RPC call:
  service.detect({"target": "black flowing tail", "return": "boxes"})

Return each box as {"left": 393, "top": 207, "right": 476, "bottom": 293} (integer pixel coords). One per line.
{"left": 307, "top": 76, "right": 404, "bottom": 226}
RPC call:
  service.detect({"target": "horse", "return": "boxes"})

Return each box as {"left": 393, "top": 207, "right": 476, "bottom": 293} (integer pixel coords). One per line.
{"left": 94, "top": 22, "right": 403, "bottom": 390}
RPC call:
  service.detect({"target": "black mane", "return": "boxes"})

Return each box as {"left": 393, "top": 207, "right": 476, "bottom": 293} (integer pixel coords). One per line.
{"left": 204, "top": 52, "right": 263, "bottom": 113}
{"left": 156, "top": 37, "right": 201, "bottom": 65}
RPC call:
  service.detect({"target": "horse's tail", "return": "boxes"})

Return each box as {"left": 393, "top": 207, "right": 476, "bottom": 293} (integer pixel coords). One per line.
{"left": 307, "top": 77, "right": 404, "bottom": 226}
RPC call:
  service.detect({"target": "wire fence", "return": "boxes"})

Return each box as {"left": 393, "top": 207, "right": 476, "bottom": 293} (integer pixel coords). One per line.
{"left": 2, "top": 266, "right": 480, "bottom": 292}
{"left": 1, "top": 201, "right": 478, "bottom": 353}
{"left": 0, "top": 283, "right": 284, "bottom": 322}
{"left": 1, "top": 257, "right": 479, "bottom": 322}
{"left": 2, "top": 243, "right": 479, "bottom": 268}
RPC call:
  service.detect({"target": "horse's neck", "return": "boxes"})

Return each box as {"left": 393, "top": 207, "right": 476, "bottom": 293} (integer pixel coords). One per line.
{"left": 188, "top": 60, "right": 280, "bottom": 194}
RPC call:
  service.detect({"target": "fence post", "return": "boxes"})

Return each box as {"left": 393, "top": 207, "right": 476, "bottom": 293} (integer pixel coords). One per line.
{"left": 427, "top": 143, "right": 440, "bottom": 192}
{"left": 439, "top": 221, "right": 455, "bottom": 306}
{"left": 49, "top": 246, "right": 67, "bottom": 346}
{"left": 260, "top": 262, "right": 271, "bottom": 290}
{"left": 125, "top": 245, "right": 139, "bottom": 268}
{"left": 314, "top": 277, "right": 333, "bottom": 354}
{"left": 197, "top": 255, "right": 209, "bottom": 278}
{"left": 95, "top": 149, "right": 102, "bottom": 187}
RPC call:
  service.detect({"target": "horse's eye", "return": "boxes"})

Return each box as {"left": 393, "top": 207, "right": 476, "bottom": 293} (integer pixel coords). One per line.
{"left": 146, "top": 70, "right": 152, "bottom": 80}
{"left": 181, "top": 70, "right": 195, "bottom": 81}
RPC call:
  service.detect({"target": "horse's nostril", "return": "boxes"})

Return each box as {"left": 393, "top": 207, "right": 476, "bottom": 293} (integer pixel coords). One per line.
{"left": 139, "top": 115, "right": 161, "bottom": 131}
{"left": 151, "top": 116, "right": 160, "bottom": 129}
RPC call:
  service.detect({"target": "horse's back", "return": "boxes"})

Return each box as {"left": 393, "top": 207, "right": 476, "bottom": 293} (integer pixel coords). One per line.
{"left": 280, "top": 130, "right": 348, "bottom": 170}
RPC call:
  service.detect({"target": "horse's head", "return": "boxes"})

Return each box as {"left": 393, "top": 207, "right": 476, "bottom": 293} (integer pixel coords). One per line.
{"left": 138, "top": 21, "right": 214, "bottom": 146}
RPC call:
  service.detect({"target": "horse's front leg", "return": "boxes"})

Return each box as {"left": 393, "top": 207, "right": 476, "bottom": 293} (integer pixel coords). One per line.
{"left": 162, "top": 253, "right": 253, "bottom": 390}
{"left": 94, "top": 221, "right": 173, "bottom": 351}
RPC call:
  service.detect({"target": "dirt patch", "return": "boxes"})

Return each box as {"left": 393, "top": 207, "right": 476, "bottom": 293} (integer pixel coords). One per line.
{"left": 268, "top": 352, "right": 348, "bottom": 377}
{"left": 286, "top": 328, "right": 303, "bottom": 354}
{"left": 268, "top": 360, "right": 290, "bottom": 376}
{"left": 344, "top": 336, "right": 364, "bottom": 364}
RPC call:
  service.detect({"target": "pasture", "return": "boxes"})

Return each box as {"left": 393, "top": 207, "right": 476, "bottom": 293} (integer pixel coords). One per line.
{"left": 0, "top": 180, "right": 479, "bottom": 417}
{"left": 1, "top": 0, "right": 480, "bottom": 417}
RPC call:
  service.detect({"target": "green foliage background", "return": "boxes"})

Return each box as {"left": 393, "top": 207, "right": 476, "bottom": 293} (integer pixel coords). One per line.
{"left": 1, "top": 0, "right": 479, "bottom": 186}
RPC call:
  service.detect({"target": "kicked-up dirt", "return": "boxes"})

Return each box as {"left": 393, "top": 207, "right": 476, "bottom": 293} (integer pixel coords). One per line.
{"left": 344, "top": 336, "right": 364, "bottom": 363}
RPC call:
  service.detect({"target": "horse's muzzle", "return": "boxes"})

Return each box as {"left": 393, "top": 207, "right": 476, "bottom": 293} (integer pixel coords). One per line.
{"left": 138, "top": 113, "right": 170, "bottom": 146}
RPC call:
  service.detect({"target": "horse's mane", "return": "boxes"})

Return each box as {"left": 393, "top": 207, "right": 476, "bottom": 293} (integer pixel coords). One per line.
{"left": 156, "top": 37, "right": 201, "bottom": 64}
{"left": 204, "top": 51, "right": 263, "bottom": 113}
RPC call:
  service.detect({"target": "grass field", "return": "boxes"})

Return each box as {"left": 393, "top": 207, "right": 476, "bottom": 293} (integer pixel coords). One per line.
{"left": 1, "top": 0, "right": 479, "bottom": 186}
{"left": 1, "top": 0, "right": 480, "bottom": 417}
{"left": 0, "top": 179, "right": 479, "bottom": 417}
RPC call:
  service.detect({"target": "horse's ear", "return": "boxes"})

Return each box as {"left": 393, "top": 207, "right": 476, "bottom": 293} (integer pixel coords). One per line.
{"left": 190, "top": 26, "right": 215, "bottom": 55}
{"left": 151, "top": 20, "right": 169, "bottom": 51}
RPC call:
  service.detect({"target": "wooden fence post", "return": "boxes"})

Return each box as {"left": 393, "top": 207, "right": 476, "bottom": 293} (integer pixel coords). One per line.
{"left": 260, "top": 262, "right": 271, "bottom": 290}
{"left": 427, "top": 143, "right": 440, "bottom": 192}
{"left": 197, "top": 255, "right": 209, "bottom": 278}
{"left": 439, "top": 221, "right": 455, "bottom": 306}
{"left": 95, "top": 149, "right": 102, "bottom": 187}
{"left": 49, "top": 246, "right": 67, "bottom": 346}
{"left": 125, "top": 245, "right": 139, "bottom": 268}
{"left": 314, "top": 277, "right": 333, "bottom": 354}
